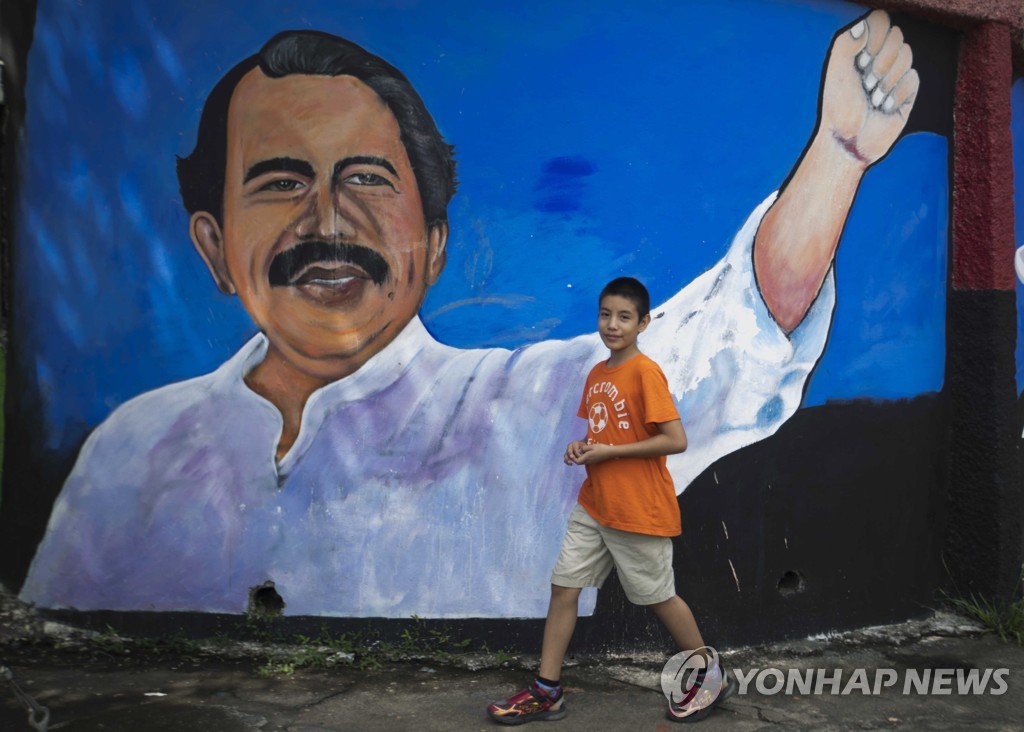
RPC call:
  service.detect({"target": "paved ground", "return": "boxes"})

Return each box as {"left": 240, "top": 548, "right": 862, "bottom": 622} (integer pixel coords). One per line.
{"left": 3, "top": 612, "right": 1024, "bottom": 731}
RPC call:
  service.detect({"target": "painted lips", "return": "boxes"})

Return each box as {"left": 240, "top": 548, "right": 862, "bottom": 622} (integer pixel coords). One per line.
{"left": 268, "top": 241, "right": 389, "bottom": 304}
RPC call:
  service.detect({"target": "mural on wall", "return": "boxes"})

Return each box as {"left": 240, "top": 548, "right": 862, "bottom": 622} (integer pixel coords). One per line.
{"left": 6, "top": 0, "right": 949, "bottom": 620}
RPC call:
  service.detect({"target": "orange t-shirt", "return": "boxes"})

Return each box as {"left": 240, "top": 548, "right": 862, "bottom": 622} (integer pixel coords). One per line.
{"left": 576, "top": 353, "right": 682, "bottom": 537}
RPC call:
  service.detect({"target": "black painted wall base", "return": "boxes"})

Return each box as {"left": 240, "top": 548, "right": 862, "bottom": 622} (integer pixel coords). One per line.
{"left": 945, "top": 289, "right": 1022, "bottom": 601}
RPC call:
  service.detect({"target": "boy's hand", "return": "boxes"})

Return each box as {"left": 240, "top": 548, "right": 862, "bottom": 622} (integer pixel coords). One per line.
{"left": 564, "top": 440, "right": 588, "bottom": 465}
{"left": 573, "top": 442, "right": 615, "bottom": 465}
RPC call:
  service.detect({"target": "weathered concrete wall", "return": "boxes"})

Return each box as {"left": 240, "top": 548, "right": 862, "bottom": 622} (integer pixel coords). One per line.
{"left": 0, "top": 0, "right": 1015, "bottom": 650}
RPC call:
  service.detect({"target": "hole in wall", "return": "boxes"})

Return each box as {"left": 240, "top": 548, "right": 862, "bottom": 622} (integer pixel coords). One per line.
{"left": 248, "top": 581, "right": 285, "bottom": 617}
{"left": 777, "top": 570, "right": 806, "bottom": 597}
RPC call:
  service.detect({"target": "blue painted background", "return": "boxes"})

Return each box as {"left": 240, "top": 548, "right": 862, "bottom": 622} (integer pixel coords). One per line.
{"left": 15, "top": 0, "right": 948, "bottom": 456}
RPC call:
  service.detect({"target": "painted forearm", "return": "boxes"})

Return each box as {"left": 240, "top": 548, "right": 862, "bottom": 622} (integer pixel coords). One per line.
{"left": 753, "top": 133, "right": 864, "bottom": 334}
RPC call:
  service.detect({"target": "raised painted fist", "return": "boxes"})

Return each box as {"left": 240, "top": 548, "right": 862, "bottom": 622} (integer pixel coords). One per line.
{"left": 819, "top": 10, "right": 920, "bottom": 168}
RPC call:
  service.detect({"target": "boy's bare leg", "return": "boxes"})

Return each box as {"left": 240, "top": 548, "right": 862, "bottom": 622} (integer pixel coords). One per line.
{"left": 538, "top": 584, "right": 582, "bottom": 680}
{"left": 648, "top": 595, "right": 706, "bottom": 653}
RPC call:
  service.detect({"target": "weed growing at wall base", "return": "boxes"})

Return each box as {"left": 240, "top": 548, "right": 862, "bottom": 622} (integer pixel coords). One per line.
{"left": 945, "top": 572, "right": 1024, "bottom": 645}
{"left": 254, "top": 616, "right": 490, "bottom": 676}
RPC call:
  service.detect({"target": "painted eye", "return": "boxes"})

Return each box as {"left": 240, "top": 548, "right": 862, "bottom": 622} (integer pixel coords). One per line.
{"left": 261, "top": 179, "right": 303, "bottom": 192}
{"left": 346, "top": 172, "right": 396, "bottom": 189}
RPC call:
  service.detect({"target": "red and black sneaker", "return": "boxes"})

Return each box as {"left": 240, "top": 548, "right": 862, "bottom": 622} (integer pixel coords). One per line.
{"left": 487, "top": 680, "right": 566, "bottom": 725}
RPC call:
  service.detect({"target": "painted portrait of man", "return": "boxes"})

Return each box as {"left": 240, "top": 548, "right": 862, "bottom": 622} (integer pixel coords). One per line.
{"left": 10, "top": 1, "right": 948, "bottom": 619}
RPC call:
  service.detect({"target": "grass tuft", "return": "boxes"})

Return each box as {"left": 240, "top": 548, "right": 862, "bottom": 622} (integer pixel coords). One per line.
{"left": 944, "top": 569, "right": 1024, "bottom": 645}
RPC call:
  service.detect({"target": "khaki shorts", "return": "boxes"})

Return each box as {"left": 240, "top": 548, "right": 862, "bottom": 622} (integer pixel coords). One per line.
{"left": 550, "top": 504, "right": 676, "bottom": 606}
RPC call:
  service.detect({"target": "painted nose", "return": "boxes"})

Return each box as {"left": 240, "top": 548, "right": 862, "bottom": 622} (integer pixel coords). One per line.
{"left": 295, "top": 185, "right": 359, "bottom": 241}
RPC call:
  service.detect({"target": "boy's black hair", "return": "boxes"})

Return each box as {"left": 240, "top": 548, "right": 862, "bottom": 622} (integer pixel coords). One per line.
{"left": 599, "top": 277, "right": 650, "bottom": 321}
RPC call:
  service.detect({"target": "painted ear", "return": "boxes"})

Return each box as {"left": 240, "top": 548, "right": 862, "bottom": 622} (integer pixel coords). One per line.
{"left": 190, "top": 212, "right": 236, "bottom": 295}
{"left": 426, "top": 222, "right": 448, "bottom": 285}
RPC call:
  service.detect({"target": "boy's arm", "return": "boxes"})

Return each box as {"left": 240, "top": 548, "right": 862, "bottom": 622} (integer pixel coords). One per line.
{"left": 571, "top": 419, "right": 686, "bottom": 465}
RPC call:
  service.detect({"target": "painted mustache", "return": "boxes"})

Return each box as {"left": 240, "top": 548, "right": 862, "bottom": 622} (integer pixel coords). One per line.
{"left": 268, "top": 241, "right": 390, "bottom": 287}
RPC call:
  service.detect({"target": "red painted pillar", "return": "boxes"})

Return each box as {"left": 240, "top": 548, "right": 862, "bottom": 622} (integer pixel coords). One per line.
{"left": 952, "top": 21, "right": 1015, "bottom": 291}
{"left": 945, "top": 20, "right": 1022, "bottom": 600}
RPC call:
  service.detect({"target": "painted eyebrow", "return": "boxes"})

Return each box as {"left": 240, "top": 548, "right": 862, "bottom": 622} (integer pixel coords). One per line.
{"left": 333, "top": 156, "right": 399, "bottom": 179}
{"left": 244, "top": 157, "right": 315, "bottom": 183}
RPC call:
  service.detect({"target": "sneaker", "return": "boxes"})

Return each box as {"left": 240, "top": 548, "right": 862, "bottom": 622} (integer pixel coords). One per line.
{"left": 487, "top": 681, "right": 567, "bottom": 725}
{"left": 666, "top": 663, "right": 737, "bottom": 723}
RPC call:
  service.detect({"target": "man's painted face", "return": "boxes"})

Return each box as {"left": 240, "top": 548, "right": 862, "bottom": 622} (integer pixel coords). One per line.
{"left": 192, "top": 70, "right": 446, "bottom": 379}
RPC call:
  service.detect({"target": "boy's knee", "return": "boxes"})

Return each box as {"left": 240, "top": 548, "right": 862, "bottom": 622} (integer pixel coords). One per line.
{"left": 550, "top": 584, "right": 582, "bottom": 602}
{"left": 643, "top": 594, "right": 682, "bottom": 611}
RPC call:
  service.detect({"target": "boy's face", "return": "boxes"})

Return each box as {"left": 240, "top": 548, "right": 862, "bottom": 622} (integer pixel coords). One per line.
{"left": 598, "top": 294, "right": 650, "bottom": 354}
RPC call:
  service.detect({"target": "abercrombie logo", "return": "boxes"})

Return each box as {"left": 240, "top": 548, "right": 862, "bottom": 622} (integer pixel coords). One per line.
{"left": 586, "top": 380, "right": 630, "bottom": 431}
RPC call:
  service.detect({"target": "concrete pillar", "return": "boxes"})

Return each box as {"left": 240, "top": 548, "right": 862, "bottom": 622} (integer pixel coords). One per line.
{"left": 945, "top": 20, "right": 1022, "bottom": 599}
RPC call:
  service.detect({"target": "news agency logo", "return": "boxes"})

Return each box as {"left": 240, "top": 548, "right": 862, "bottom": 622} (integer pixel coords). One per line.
{"left": 732, "top": 667, "right": 1009, "bottom": 696}
{"left": 660, "top": 648, "right": 1010, "bottom": 699}
{"left": 660, "top": 646, "right": 725, "bottom": 707}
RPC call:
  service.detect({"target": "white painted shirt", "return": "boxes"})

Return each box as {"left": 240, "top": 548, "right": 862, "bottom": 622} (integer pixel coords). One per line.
{"left": 21, "top": 195, "right": 834, "bottom": 618}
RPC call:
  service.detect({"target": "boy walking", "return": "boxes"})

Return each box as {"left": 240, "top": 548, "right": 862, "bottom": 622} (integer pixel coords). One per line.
{"left": 487, "top": 277, "right": 735, "bottom": 725}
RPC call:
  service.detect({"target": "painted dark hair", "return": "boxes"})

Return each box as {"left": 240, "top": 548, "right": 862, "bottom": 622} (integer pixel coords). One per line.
{"left": 176, "top": 30, "right": 457, "bottom": 228}
{"left": 600, "top": 277, "right": 651, "bottom": 321}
